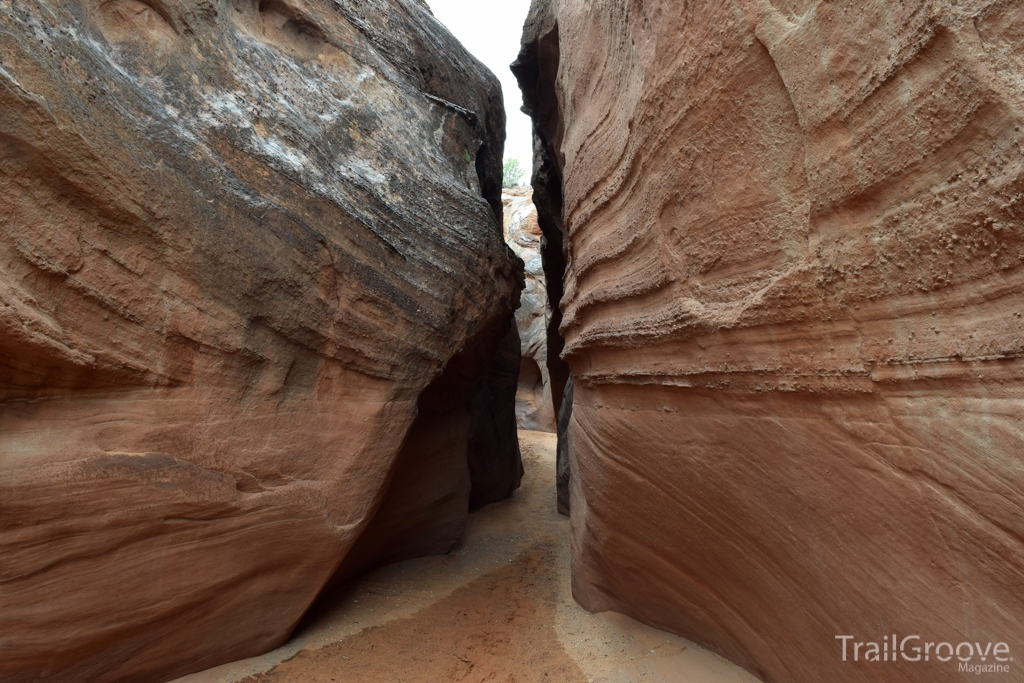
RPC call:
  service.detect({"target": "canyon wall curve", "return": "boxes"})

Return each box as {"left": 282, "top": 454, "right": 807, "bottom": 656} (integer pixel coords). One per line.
{"left": 517, "top": 1, "right": 1024, "bottom": 681}
{"left": 0, "top": 1, "right": 522, "bottom": 681}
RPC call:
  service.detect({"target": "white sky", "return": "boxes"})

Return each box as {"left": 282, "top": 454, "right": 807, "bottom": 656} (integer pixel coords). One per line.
{"left": 426, "top": 0, "right": 534, "bottom": 176}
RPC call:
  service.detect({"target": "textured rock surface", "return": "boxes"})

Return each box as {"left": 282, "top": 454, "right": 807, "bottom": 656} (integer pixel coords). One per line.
{"left": 518, "top": 1, "right": 1024, "bottom": 681}
{"left": 0, "top": 2, "right": 519, "bottom": 682}
{"left": 504, "top": 189, "right": 557, "bottom": 433}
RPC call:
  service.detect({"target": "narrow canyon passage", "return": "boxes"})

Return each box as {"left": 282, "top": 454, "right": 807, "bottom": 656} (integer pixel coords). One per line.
{"left": 171, "top": 432, "right": 757, "bottom": 683}
{"left": 3, "top": 2, "right": 1022, "bottom": 681}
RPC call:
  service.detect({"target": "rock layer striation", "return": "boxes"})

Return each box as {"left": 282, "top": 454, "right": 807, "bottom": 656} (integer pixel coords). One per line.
{"left": 517, "top": 1, "right": 1024, "bottom": 681}
{"left": 0, "top": 1, "right": 520, "bottom": 681}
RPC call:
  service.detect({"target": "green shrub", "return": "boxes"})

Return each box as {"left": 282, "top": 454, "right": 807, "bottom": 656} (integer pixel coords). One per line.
{"left": 502, "top": 158, "right": 526, "bottom": 188}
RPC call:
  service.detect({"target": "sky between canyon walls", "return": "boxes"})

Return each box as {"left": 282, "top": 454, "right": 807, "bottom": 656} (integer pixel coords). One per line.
{"left": 426, "top": 0, "right": 534, "bottom": 177}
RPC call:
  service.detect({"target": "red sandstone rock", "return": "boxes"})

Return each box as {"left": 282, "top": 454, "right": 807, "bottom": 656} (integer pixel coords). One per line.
{"left": 517, "top": 1, "right": 1024, "bottom": 681}
{"left": 504, "top": 189, "right": 557, "bottom": 434}
{"left": 0, "top": 1, "right": 520, "bottom": 681}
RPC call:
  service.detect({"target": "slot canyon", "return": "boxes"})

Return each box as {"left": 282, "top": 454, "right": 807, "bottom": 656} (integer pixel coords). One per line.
{"left": 1, "top": 1, "right": 1022, "bottom": 683}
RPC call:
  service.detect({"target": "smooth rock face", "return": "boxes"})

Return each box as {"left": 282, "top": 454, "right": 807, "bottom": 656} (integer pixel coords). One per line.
{"left": 554, "top": 375, "right": 572, "bottom": 516}
{"left": 504, "top": 189, "right": 557, "bottom": 434}
{"left": 466, "top": 323, "right": 526, "bottom": 510}
{"left": 512, "top": 11, "right": 572, "bottom": 508}
{"left": 518, "top": 1, "right": 1024, "bottom": 681}
{"left": 0, "top": 2, "right": 519, "bottom": 682}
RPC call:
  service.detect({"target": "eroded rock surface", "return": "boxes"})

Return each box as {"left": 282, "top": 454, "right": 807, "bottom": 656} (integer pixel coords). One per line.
{"left": 504, "top": 189, "right": 557, "bottom": 434}
{"left": 0, "top": 2, "right": 519, "bottom": 681}
{"left": 517, "top": 1, "right": 1024, "bottom": 681}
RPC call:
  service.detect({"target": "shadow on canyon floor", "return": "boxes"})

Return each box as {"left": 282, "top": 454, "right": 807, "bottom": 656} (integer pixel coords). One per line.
{"left": 171, "top": 432, "right": 759, "bottom": 683}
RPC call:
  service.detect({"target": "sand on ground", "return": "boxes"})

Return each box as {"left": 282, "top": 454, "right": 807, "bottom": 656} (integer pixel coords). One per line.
{"left": 170, "top": 431, "right": 760, "bottom": 683}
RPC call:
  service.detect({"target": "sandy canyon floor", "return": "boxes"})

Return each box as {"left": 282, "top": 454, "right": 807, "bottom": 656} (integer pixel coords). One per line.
{"left": 171, "top": 431, "right": 759, "bottom": 683}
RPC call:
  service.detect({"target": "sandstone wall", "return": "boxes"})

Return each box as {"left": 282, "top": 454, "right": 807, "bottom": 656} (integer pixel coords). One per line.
{"left": 504, "top": 189, "right": 557, "bottom": 434}
{"left": 0, "top": 2, "right": 520, "bottom": 681}
{"left": 517, "top": 1, "right": 1024, "bottom": 681}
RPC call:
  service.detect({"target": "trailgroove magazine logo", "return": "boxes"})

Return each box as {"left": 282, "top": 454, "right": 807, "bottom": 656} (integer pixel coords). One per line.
{"left": 836, "top": 635, "right": 1014, "bottom": 675}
